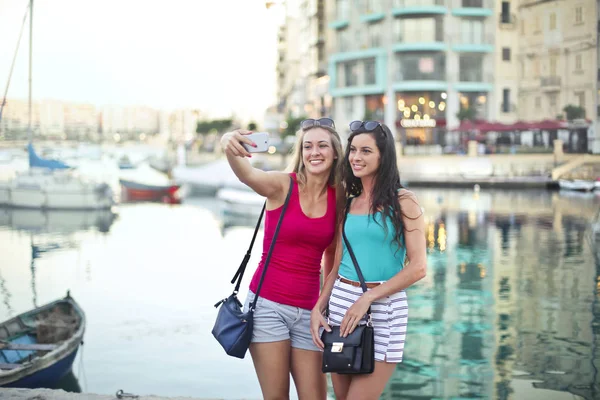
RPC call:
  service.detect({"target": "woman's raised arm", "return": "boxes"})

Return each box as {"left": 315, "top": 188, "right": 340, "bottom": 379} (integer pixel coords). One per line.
{"left": 220, "top": 129, "right": 288, "bottom": 199}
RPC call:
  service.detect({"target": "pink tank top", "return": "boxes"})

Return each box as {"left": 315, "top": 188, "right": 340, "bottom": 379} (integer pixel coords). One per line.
{"left": 249, "top": 173, "right": 337, "bottom": 310}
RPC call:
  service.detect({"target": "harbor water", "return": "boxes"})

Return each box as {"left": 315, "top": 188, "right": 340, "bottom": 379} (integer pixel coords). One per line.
{"left": 1, "top": 184, "right": 599, "bottom": 399}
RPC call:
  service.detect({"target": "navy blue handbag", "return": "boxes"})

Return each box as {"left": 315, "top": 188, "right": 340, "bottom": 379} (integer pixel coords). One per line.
{"left": 212, "top": 177, "right": 293, "bottom": 359}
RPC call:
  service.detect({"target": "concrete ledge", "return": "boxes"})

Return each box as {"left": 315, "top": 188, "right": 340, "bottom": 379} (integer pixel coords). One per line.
{"left": 0, "top": 389, "right": 219, "bottom": 400}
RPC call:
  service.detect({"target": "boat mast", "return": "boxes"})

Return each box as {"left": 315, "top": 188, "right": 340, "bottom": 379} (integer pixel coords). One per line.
{"left": 28, "top": 0, "right": 33, "bottom": 142}
{"left": 0, "top": 2, "right": 31, "bottom": 126}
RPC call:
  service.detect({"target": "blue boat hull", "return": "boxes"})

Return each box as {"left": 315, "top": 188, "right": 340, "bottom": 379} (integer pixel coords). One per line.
{"left": 3, "top": 346, "right": 79, "bottom": 388}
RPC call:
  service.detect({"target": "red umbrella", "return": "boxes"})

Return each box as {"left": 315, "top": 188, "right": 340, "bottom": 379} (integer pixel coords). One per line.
{"left": 511, "top": 120, "right": 532, "bottom": 131}
{"left": 478, "top": 121, "right": 511, "bottom": 132}
{"left": 530, "top": 119, "right": 567, "bottom": 130}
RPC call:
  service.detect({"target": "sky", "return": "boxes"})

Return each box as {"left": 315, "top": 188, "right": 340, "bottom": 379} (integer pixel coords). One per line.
{"left": 0, "top": 0, "right": 282, "bottom": 122}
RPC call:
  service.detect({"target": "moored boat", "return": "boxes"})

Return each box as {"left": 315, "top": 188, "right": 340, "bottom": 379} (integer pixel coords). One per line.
{"left": 558, "top": 179, "right": 596, "bottom": 192}
{"left": 120, "top": 179, "right": 181, "bottom": 204}
{"left": 0, "top": 292, "right": 85, "bottom": 388}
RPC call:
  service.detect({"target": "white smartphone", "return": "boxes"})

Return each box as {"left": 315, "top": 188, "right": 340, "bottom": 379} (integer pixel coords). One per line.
{"left": 242, "top": 132, "right": 270, "bottom": 153}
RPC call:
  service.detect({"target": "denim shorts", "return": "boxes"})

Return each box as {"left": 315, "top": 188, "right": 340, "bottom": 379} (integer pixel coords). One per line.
{"left": 243, "top": 290, "right": 320, "bottom": 352}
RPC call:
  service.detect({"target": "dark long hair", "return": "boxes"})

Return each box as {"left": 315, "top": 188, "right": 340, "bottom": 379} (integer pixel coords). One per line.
{"left": 342, "top": 123, "right": 404, "bottom": 250}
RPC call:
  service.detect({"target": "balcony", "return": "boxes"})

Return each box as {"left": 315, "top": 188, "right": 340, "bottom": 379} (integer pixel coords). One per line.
{"left": 540, "top": 76, "right": 561, "bottom": 91}
{"left": 392, "top": 0, "right": 447, "bottom": 16}
{"left": 452, "top": 0, "right": 493, "bottom": 17}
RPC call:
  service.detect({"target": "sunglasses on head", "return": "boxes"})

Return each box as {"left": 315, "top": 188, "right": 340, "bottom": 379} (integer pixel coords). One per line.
{"left": 349, "top": 120, "right": 383, "bottom": 133}
{"left": 301, "top": 118, "right": 335, "bottom": 131}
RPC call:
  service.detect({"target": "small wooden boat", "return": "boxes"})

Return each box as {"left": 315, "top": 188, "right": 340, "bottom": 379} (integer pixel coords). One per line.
{"left": 0, "top": 292, "right": 85, "bottom": 388}
{"left": 120, "top": 179, "right": 181, "bottom": 204}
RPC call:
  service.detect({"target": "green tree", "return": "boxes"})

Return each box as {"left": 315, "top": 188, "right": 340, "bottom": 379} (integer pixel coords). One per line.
{"left": 456, "top": 107, "right": 477, "bottom": 122}
{"left": 247, "top": 121, "right": 258, "bottom": 131}
{"left": 281, "top": 114, "right": 306, "bottom": 139}
{"left": 196, "top": 118, "right": 234, "bottom": 135}
{"left": 562, "top": 104, "right": 586, "bottom": 121}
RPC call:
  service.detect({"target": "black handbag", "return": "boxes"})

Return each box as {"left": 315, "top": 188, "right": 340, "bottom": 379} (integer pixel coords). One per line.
{"left": 211, "top": 176, "right": 293, "bottom": 359}
{"left": 321, "top": 203, "right": 375, "bottom": 374}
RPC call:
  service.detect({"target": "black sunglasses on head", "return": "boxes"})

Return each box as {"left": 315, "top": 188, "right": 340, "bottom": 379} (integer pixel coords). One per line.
{"left": 349, "top": 120, "right": 383, "bottom": 133}
{"left": 301, "top": 118, "right": 335, "bottom": 131}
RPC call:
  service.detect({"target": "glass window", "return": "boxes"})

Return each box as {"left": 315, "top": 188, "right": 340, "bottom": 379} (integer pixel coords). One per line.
{"left": 396, "top": 53, "right": 445, "bottom": 81}
{"left": 461, "top": 19, "right": 484, "bottom": 44}
{"left": 501, "top": 2, "right": 510, "bottom": 23}
{"left": 344, "top": 97, "right": 354, "bottom": 116}
{"left": 459, "top": 54, "right": 484, "bottom": 82}
{"left": 337, "top": 29, "right": 350, "bottom": 52}
{"left": 336, "top": 0, "right": 349, "bottom": 20}
{"left": 575, "top": 6, "right": 583, "bottom": 24}
{"left": 502, "top": 48, "right": 511, "bottom": 61}
{"left": 502, "top": 89, "right": 510, "bottom": 113}
{"left": 344, "top": 61, "right": 359, "bottom": 86}
{"left": 368, "top": 23, "right": 382, "bottom": 47}
{"left": 394, "top": 17, "right": 442, "bottom": 43}
{"left": 364, "top": 58, "right": 376, "bottom": 85}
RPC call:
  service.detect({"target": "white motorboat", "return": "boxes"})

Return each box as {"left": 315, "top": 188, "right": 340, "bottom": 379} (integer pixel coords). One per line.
{"left": 0, "top": 168, "right": 114, "bottom": 210}
{"left": 216, "top": 180, "right": 265, "bottom": 218}
{"left": 558, "top": 179, "right": 596, "bottom": 192}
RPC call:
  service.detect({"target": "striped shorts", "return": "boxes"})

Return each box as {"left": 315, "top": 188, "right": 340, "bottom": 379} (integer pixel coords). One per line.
{"left": 327, "top": 277, "right": 408, "bottom": 363}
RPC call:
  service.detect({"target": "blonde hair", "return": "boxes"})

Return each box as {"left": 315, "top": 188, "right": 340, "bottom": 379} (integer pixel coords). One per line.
{"left": 286, "top": 126, "right": 345, "bottom": 223}
{"left": 286, "top": 126, "right": 343, "bottom": 189}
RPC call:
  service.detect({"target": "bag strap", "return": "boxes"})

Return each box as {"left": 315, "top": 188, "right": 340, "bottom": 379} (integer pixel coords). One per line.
{"left": 249, "top": 176, "right": 294, "bottom": 310}
{"left": 340, "top": 198, "right": 373, "bottom": 322}
{"left": 229, "top": 176, "right": 292, "bottom": 311}
{"left": 230, "top": 202, "right": 265, "bottom": 294}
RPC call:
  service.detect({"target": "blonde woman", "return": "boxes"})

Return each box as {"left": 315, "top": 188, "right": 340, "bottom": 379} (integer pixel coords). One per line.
{"left": 220, "top": 118, "right": 343, "bottom": 400}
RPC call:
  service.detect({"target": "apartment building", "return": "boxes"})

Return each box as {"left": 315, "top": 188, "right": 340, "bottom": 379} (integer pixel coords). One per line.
{"left": 517, "top": 0, "right": 597, "bottom": 122}
{"left": 328, "top": 0, "right": 497, "bottom": 146}
{"left": 276, "top": 0, "right": 330, "bottom": 119}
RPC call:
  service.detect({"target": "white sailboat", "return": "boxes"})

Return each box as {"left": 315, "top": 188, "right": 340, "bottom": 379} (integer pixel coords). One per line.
{"left": 0, "top": 1, "right": 114, "bottom": 210}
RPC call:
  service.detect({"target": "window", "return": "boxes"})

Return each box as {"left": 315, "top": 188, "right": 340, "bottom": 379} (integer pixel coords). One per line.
{"left": 575, "top": 6, "right": 583, "bottom": 24}
{"left": 575, "top": 91, "right": 585, "bottom": 108}
{"left": 533, "top": 58, "right": 540, "bottom": 76}
{"left": 535, "top": 96, "right": 541, "bottom": 108}
{"left": 501, "top": 1, "right": 510, "bottom": 23}
{"left": 549, "top": 93, "right": 557, "bottom": 107}
{"left": 502, "top": 89, "right": 510, "bottom": 113}
{"left": 344, "top": 61, "right": 358, "bottom": 86}
{"left": 396, "top": 53, "right": 445, "bottom": 81}
{"left": 461, "top": 19, "right": 484, "bottom": 44}
{"left": 336, "top": 0, "right": 349, "bottom": 20}
{"left": 502, "top": 48, "right": 511, "bottom": 61}
{"left": 368, "top": 23, "right": 382, "bottom": 47}
{"left": 520, "top": 19, "right": 525, "bottom": 34}
{"left": 459, "top": 54, "right": 484, "bottom": 81}
{"left": 364, "top": 58, "right": 376, "bottom": 85}
{"left": 394, "top": 17, "right": 442, "bottom": 43}
{"left": 549, "top": 12, "right": 557, "bottom": 30}
{"left": 344, "top": 97, "right": 354, "bottom": 116}
{"left": 575, "top": 54, "right": 582, "bottom": 71}
{"left": 337, "top": 29, "right": 350, "bottom": 52}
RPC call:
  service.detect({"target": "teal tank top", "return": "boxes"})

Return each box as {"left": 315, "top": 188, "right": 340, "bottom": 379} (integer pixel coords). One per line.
{"left": 338, "top": 211, "right": 406, "bottom": 282}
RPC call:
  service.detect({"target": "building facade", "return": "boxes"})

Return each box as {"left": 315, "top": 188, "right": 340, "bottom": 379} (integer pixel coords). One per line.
{"left": 327, "top": 0, "right": 497, "bottom": 144}
{"left": 276, "top": 0, "right": 330, "bottom": 119}
{"left": 494, "top": 0, "right": 519, "bottom": 123}
{"left": 517, "top": 0, "right": 597, "bottom": 122}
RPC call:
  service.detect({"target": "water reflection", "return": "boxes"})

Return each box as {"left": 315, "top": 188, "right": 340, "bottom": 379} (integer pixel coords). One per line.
{"left": 385, "top": 189, "right": 599, "bottom": 400}
{"left": 0, "top": 189, "right": 599, "bottom": 399}
{"left": 0, "top": 207, "right": 117, "bottom": 314}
